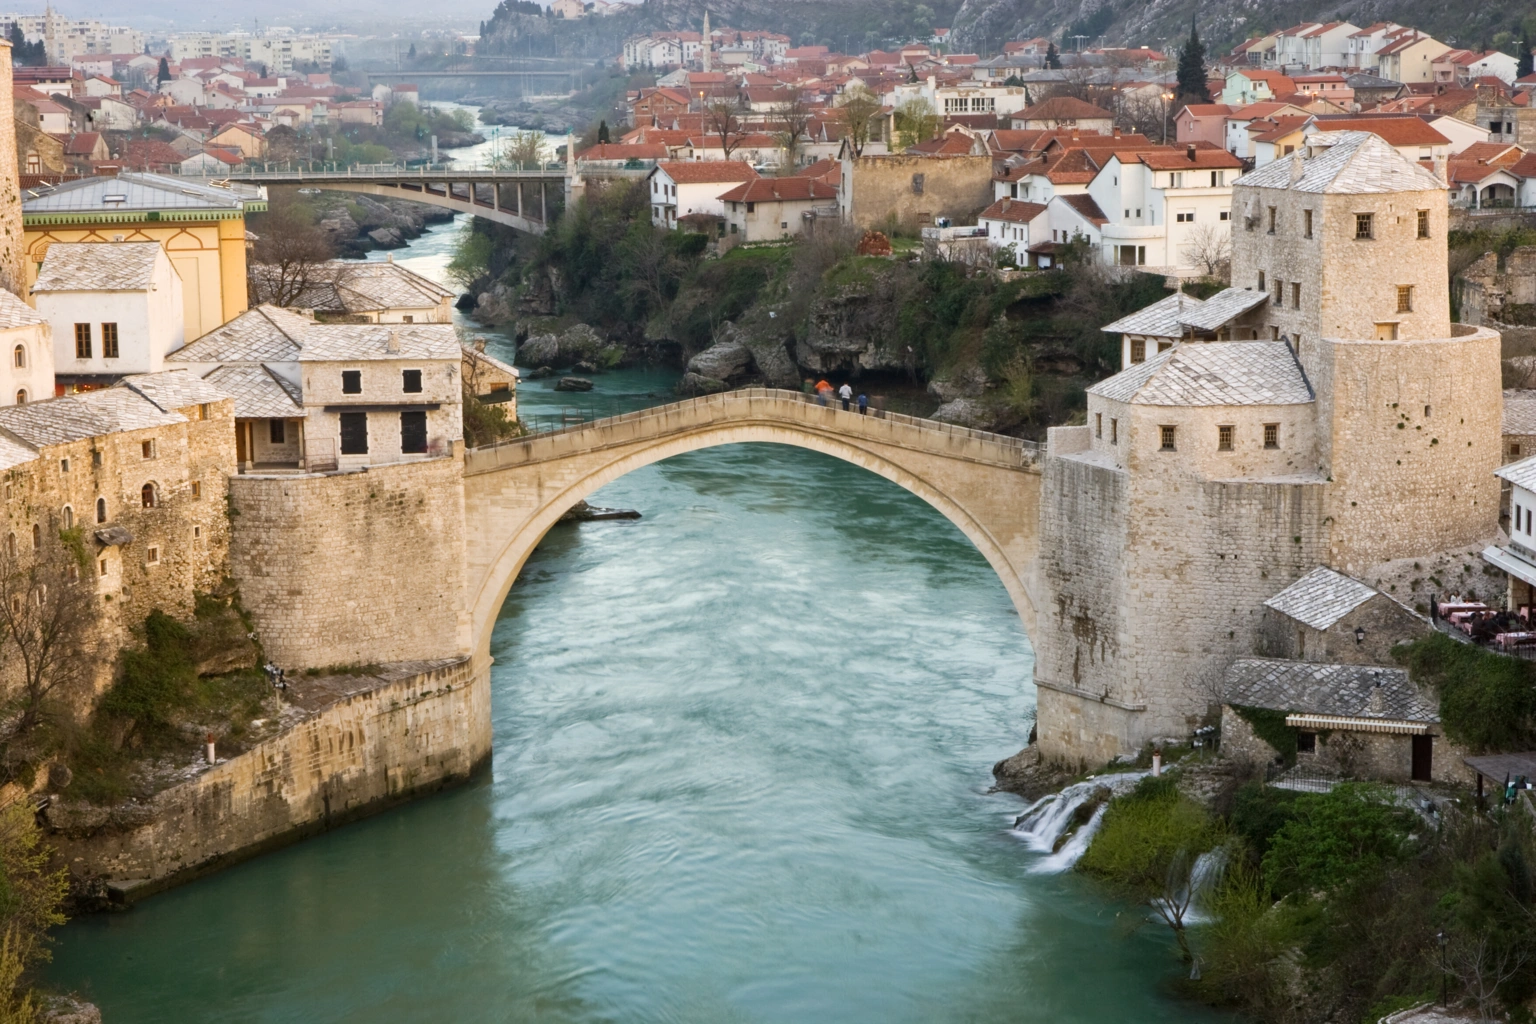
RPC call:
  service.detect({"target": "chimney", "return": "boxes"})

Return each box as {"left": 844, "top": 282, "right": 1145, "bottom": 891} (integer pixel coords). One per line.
{"left": 1289, "top": 151, "right": 1304, "bottom": 184}
{"left": 1112, "top": 126, "right": 1121, "bottom": 137}
{"left": 386, "top": 329, "right": 400, "bottom": 354}
{"left": 1186, "top": 143, "right": 1196, "bottom": 161}
{"left": 1433, "top": 152, "right": 1447, "bottom": 183}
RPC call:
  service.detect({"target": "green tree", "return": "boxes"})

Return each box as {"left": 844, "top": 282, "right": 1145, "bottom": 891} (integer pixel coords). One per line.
{"left": 1175, "top": 19, "right": 1210, "bottom": 104}
{"left": 157, "top": 56, "right": 171, "bottom": 83}
{"left": 1045, "top": 42, "right": 1062, "bottom": 69}
{"left": 1261, "top": 784, "right": 1415, "bottom": 897}
{"left": 597, "top": 120, "right": 610, "bottom": 144}
{"left": 893, "top": 97, "right": 939, "bottom": 150}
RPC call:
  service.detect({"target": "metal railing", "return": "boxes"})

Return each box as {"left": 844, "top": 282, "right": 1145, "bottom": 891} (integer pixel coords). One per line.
{"left": 1265, "top": 761, "right": 1419, "bottom": 801}
{"left": 478, "top": 387, "right": 1042, "bottom": 466}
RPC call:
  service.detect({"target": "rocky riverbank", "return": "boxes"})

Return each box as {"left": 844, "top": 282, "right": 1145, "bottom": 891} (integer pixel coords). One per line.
{"left": 312, "top": 192, "right": 457, "bottom": 256}
{"left": 475, "top": 97, "right": 587, "bottom": 136}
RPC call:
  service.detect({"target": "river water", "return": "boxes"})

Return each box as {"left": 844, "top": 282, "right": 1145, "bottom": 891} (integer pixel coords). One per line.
{"left": 42, "top": 211, "right": 1226, "bottom": 1022}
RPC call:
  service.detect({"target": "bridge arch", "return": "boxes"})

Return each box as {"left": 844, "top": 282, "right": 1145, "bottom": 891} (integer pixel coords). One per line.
{"left": 461, "top": 390, "right": 1043, "bottom": 667}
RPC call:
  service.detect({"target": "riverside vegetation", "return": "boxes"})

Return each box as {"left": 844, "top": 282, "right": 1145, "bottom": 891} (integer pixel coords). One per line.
{"left": 1068, "top": 634, "right": 1536, "bottom": 1023}
{"left": 449, "top": 179, "right": 1189, "bottom": 436}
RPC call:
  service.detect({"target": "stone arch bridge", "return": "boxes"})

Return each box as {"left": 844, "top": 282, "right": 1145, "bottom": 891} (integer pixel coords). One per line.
{"left": 461, "top": 389, "right": 1045, "bottom": 665}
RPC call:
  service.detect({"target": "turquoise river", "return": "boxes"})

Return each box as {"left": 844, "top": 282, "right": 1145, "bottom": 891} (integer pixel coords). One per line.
{"left": 43, "top": 213, "right": 1228, "bottom": 1023}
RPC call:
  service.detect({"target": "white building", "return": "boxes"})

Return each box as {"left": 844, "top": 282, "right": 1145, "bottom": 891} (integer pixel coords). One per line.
{"left": 647, "top": 161, "right": 758, "bottom": 229}
{"left": 886, "top": 77, "right": 1032, "bottom": 118}
{"left": 31, "top": 243, "right": 184, "bottom": 392}
{"left": 978, "top": 197, "right": 1048, "bottom": 264}
{"left": 1083, "top": 145, "right": 1244, "bottom": 273}
{"left": 0, "top": 291, "right": 53, "bottom": 406}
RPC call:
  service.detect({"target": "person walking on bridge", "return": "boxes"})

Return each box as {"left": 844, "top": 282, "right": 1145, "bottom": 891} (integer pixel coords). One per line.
{"left": 857, "top": 393, "right": 868, "bottom": 415}
{"left": 838, "top": 383, "right": 853, "bottom": 411}
{"left": 815, "top": 379, "right": 832, "bottom": 407}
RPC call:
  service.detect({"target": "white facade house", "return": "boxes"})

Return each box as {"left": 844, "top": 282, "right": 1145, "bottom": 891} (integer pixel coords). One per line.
{"left": 1274, "top": 22, "right": 1361, "bottom": 70}
{"left": 978, "top": 197, "right": 1048, "bottom": 263}
{"left": 886, "top": 77, "right": 1032, "bottom": 118}
{"left": 647, "top": 161, "right": 758, "bottom": 229}
{"left": 0, "top": 291, "right": 54, "bottom": 406}
{"left": 1487, "top": 458, "right": 1536, "bottom": 610}
{"left": 1085, "top": 147, "right": 1243, "bottom": 273}
{"left": 31, "top": 242, "right": 184, "bottom": 392}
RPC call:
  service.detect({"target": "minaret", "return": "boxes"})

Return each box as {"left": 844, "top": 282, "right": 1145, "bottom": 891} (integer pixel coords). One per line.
{"left": 701, "top": 10, "right": 712, "bottom": 73}
{"left": 42, "top": 3, "right": 55, "bottom": 65}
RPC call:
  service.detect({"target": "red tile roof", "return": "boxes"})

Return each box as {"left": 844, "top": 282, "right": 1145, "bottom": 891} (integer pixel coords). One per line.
{"left": 980, "top": 198, "right": 1047, "bottom": 223}
{"left": 575, "top": 143, "right": 668, "bottom": 160}
{"left": 1307, "top": 116, "right": 1450, "bottom": 146}
{"left": 1058, "top": 193, "right": 1108, "bottom": 225}
{"left": 1016, "top": 96, "right": 1113, "bottom": 120}
{"left": 717, "top": 177, "right": 837, "bottom": 202}
{"left": 653, "top": 160, "right": 759, "bottom": 183}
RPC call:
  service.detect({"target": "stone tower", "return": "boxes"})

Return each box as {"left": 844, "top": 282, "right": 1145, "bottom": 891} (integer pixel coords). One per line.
{"left": 0, "top": 40, "right": 26, "bottom": 299}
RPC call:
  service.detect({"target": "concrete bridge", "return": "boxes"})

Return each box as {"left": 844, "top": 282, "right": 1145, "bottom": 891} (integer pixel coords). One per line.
{"left": 460, "top": 388, "right": 1045, "bottom": 666}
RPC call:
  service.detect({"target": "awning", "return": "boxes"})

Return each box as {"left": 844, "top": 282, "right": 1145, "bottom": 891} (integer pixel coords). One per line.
{"left": 1483, "top": 545, "right": 1536, "bottom": 590}
{"left": 1465, "top": 752, "right": 1536, "bottom": 781}
{"left": 1285, "top": 713, "right": 1430, "bottom": 735}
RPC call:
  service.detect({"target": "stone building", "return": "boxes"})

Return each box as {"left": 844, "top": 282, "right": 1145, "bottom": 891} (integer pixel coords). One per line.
{"left": 1255, "top": 566, "right": 1433, "bottom": 665}
{"left": 1035, "top": 130, "right": 1502, "bottom": 764}
{"left": 1220, "top": 658, "right": 1469, "bottom": 786}
{"left": 273, "top": 257, "right": 455, "bottom": 325}
{"left": 837, "top": 151, "right": 994, "bottom": 231}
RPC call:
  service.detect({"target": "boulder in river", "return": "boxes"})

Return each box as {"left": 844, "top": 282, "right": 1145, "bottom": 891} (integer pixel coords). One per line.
{"left": 555, "top": 376, "right": 594, "bottom": 392}
{"left": 572, "top": 360, "right": 600, "bottom": 375}
{"left": 686, "top": 337, "right": 753, "bottom": 381}
{"left": 677, "top": 371, "right": 728, "bottom": 395}
{"left": 518, "top": 333, "right": 560, "bottom": 367}
{"left": 932, "top": 397, "right": 989, "bottom": 428}
{"left": 558, "top": 324, "right": 605, "bottom": 363}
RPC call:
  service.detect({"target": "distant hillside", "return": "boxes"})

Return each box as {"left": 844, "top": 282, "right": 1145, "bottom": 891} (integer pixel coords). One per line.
{"left": 950, "top": 0, "right": 1536, "bottom": 63}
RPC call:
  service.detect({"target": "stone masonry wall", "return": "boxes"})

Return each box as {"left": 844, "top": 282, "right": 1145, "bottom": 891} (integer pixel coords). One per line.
{"left": 844, "top": 153, "right": 993, "bottom": 231}
{"left": 44, "top": 657, "right": 491, "bottom": 897}
{"left": 229, "top": 456, "right": 468, "bottom": 668}
{"left": 1255, "top": 592, "right": 1433, "bottom": 665}
{"left": 0, "top": 42, "right": 23, "bottom": 297}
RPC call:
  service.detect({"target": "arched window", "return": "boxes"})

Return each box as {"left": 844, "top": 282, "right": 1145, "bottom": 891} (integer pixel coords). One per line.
{"left": 141, "top": 483, "right": 155, "bottom": 509}
{"left": 96, "top": 497, "right": 106, "bottom": 524}
{"left": 31, "top": 524, "right": 39, "bottom": 550}
{"left": 62, "top": 506, "right": 72, "bottom": 529}
{"left": 14, "top": 390, "right": 25, "bottom": 406}
{"left": 13, "top": 345, "right": 24, "bottom": 369}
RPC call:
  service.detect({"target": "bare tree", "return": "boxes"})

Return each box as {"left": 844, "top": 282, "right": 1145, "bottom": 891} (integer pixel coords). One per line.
{"left": 835, "top": 85, "right": 882, "bottom": 158}
{"left": 1445, "top": 932, "right": 1530, "bottom": 1022}
{"left": 769, "top": 96, "right": 813, "bottom": 170}
{"left": 1183, "top": 224, "right": 1232, "bottom": 280}
{"left": 705, "top": 98, "right": 747, "bottom": 160}
{"left": 0, "top": 527, "right": 100, "bottom": 735}
{"left": 248, "top": 192, "right": 338, "bottom": 307}
{"left": 501, "top": 129, "right": 548, "bottom": 170}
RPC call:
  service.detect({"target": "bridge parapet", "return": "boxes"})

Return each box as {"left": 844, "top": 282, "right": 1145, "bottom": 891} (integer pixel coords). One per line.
{"left": 464, "top": 387, "right": 1041, "bottom": 475}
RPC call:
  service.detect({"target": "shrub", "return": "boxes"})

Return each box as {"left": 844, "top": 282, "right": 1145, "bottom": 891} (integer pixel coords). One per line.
{"left": 1261, "top": 784, "right": 1416, "bottom": 898}
{"left": 1395, "top": 632, "right": 1536, "bottom": 752}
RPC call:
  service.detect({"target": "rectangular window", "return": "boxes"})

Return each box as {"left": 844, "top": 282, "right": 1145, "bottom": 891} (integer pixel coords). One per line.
{"left": 402, "top": 315, "right": 414, "bottom": 324}
{"left": 269, "top": 419, "right": 285, "bottom": 444}
{"left": 342, "top": 370, "right": 362, "bottom": 395}
{"left": 1355, "top": 212, "right": 1373, "bottom": 239}
{"left": 141, "top": 439, "right": 154, "bottom": 459}
{"left": 1110, "top": 418, "right": 1118, "bottom": 444}
{"left": 1130, "top": 339, "right": 1145, "bottom": 363}
{"left": 1297, "top": 730, "right": 1316, "bottom": 753}
{"left": 146, "top": 545, "right": 159, "bottom": 565}
{"left": 1417, "top": 209, "right": 1430, "bottom": 238}
{"left": 98, "top": 558, "right": 106, "bottom": 577}
{"left": 1095, "top": 412, "right": 1102, "bottom": 438}
{"left": 1175, "top": 211, "right": 1194, "bottom": 223}
{"left": 73, "top": 323, "right": 91, "bottom": 359}
{"left": 1267, "top": 206, "right": 1276, "bottom": 233}
{"left": 1219, "top": 210, "right": 1229, "bottom": 221}
{"left": 339, "top": 411, "right": 368, "bottom": 454}
{"left": 1303, "top": 209, "right": 1313, "bottom": 238}
{"left": 1159, "top": 425, "right": 1176, "bottom": 451}
{"left": 1515, "top": 444, "right": 1523, "bottom": 458}
{"left": 1274, "top": 280, "right": 1284, "bottom": 304}
{"left": 1397, "top": 285, "right": 1413, "bottom": 313}
{"left": 1264, "top": 423, "right": 1279, "bottom": 449}
{"left": 1375, "top": 322, "right": 1399, "bottom": 340}
{"left": 402, "top": 369, "right": 423, "bottom": 394}
{"left": 101, "top": 322, "right": 119, "bottom": 358}
{"left": 400, "top": 411, "right": 428, "bottom": 454}
{"left": 1258, "top": 270, "right": 1266, "bottom": 292}
{"left": 1218, "top": 425, "right": 1233, "bottom": 451}
{"left": 59, "top": 458, "right": 68, "bottom": 473}
{"left": 190, "top": 480, "right": 201, "bottom": 499}
{"left": 1292, "top": 282, "right": 1301, "bottom": 309}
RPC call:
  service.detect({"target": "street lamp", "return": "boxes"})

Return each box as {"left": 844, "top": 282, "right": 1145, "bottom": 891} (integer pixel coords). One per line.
{"left": 1161, "top": 92, "right": 1174, "bottom": 145}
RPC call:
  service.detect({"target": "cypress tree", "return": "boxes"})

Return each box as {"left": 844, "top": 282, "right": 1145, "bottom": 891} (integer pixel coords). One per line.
{"left": 157, "top": 56, "right": 171, "bottom": 82}
{"left": 1045, "top": 41, "right": 1062, "bottom": 69}
{"left": 1521, "top": 41, "right": 1534, "bottom": 80}
{"left": 1176, "top": 19, "right": 1210, "bottom": 103}
{"left": 597, "top": 120, "right": 610, "bottom": 143}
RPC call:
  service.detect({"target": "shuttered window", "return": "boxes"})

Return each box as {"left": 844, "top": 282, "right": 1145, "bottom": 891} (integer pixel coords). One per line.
{"left": 339, "top": 412, "right": 368, "bottom": 454}
{"left": 400, "top": 411, "right": 427, "bottom": 454}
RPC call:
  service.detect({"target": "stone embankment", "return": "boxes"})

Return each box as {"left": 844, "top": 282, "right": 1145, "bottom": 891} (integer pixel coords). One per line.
{"left": 43, "top": 658, "right": 489, "bottom": 903}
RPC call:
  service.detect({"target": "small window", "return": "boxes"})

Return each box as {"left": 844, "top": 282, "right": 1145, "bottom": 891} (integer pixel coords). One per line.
{"left": 1417, "top": 209, "right": 1429, "bottom": 239}
{"left": 73, "top": 323, "right": 91, "bottom": 359}
{"left": 1218, "top": 425, "right": 1233, "bottom": 451}
{"left": 1264, "top": 423, "right": 1279, "bottom": 449}
{"left": 1515, "top": 444, "right": 1523, "bottom": 458}
{"left": 1110, "top": 418, "right": 1118, "bottom": 444}
{"left": 270, "top": 419, "right": 285, "bottom": 445}
{"left": 193, "top": 525, "right": 202, "bottom": 540}
{"left": 3, "top": 534, "right": 12, "bottom": 557}
{"left": 101, "top": 322, "right": 119, "bottom": 359}
{"left": 1296, "top": 730, "right": 1316, "bottom": 753}
{"left": 342, "top": 370, "right": 362, "bottom": 395}
{"left": 1292, "top": 282, "right": 1301, "bottom": 309}
{"left": 1303, "top": 209, "right": 1313, "bottom": 238}
{"left": 96, "top": 497, "right": 106, "bottom": 523}
{"left": 198, "top": 403, "right": 209, "bottom": 420}
{"left": 141, "top": 440, "right": 155, "bottom": 459}
{"left": 92, "top": 450, "right": 101, "bottom": 467}
{"left": 11, "top": 345, "right": 22, "bottom": 369}
{"left": 401, "top": 315, "right": 414, "bottom": 324}
{"left": 1355, "top": 212, "right": 1373, "bottom": 239}
{"left": 30, "top": 524, "right": 39, "bottom": 550}
{"left": 146, "top": 546, "right": 159, "bottom": 565}
{"left": 1095, "top": 412, "right": 1102, "bottom": 438}
{"left": 1274, "top": 280, "right": 1283, "bottom": 304}
{"left": 13, "top": 391, "right": 23, "bottom": 406}
{"left": 190, "top": 480, "right": 201, "bottom": 499}
{"left": 400, "top": 410, "right": 428, "bottom": 454}
{"left": 98, "top": 558, "right": 107, "bottom": 577}
{"left": 1375, "top": 322, "right": 1399, "bottom": 340}
{"left": 402, "top": 369, "right": 423, "bottom": 394}
{"left": 1258, "top": 270, "right": 1266, "bottom": 292}
{"left": 339, "top": 411, "right": 368, "bottom": 455}
{"left": 746, "top": 202, "right": 755, "bottom": 213}
{"left": 1130, "top": 339, "right": 1145, "bottom": 364}
{"left": 1267, "top": 206, "right": 1276, "bottom": 233}
{"left": 59, "top": 458, "right": 68, "bottom": 474}
{"left": 1159, "top": 425, "right": 1176, "bottom": 451}
{"left": 1424, "top": 405, "right": 1431, "bottom": 418}
{"left": 1396, "top": 285, "right": 1413, "bottom": 313}
{"left": 1175, "top": 211, "right": 1193, "bottom": 223}
{"left": 62, "top": 506, "right": 72, "bottom": 529}
{"left": 141, "top": 483, "right": 155, "bottom": 508}
{"left": 1219, "top": 211, "right": 1229, "bottom": 221}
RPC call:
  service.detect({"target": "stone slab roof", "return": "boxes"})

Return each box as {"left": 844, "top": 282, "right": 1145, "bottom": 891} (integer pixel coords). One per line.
{"left": 295, "top": 323, "right": 460, "bottom": 362}
{"left": 32, "top": 241, "right": 160, "bottom": 292}
{"left": 1224, "top": 657, "right": 1437, "bottom": 723}
{"left": 121, "top": 370, "right": 231, "bottom": 413}
{"left": 1263, "top": 566, "right": 1377, "bottom": 629}
{"left": 275, "top": 260, "right": 454, "bottom": 316}
{"left": 1505, "top": 390, "right": 1536, "bottom": 435}
{"left": 0, "top": 386, "right": 182, "bottom": 448}
{"left": 171, "top": 305, "right": 312, "bottom": 363}
{"left": 1100, "top": 292, "right": 1203, "bottom": 338}
{"left": 0, "top": 290, "right": 45, "bottom": 330}
{"left": 1496, "top": 454, "right": 1536, "bottom": 491}
{"left": 463, "top": 345, "right": 520, "bottom": 379}
{"left": 0, "top": 433, "right": 38, "bottom": 472}
{"left": 1087, "top": 341, "right": 1313, "bottom": 407}
{"left": 202, "top": 365, "right": 303, "bottom": 419}
{"left": 21, "top": 171, "right": 261, "bottom": 216}
{"left": 1233, "top": 130, "right": 1444, "bottom": 194}
{"left": 1176, "top": 287, "right": 1272, "bottom": 332}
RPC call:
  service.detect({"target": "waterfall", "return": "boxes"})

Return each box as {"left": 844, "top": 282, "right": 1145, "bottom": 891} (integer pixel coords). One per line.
{"left": 1009, "top": 772, "right": 1146, "bottom": 874}
{"left": 1152, "top": 846, "right": 1230, "bottom": 925}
